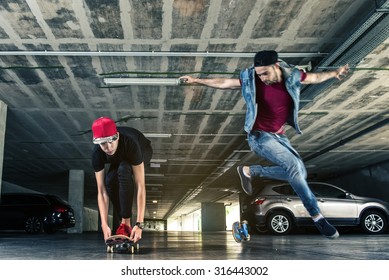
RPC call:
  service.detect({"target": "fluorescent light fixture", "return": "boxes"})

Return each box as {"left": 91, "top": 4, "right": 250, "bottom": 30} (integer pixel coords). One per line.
{"left": 144, "top": 133, "right": 172, "bottom": 138}
{"left": 104, "top": 77, "right": 182, "bottom": 86}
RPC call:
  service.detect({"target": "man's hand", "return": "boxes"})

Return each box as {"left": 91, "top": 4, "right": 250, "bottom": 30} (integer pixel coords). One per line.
{"left": 130, "top": 226, "right": 143, "bottom": 243}
{"left": 179, "top": 75, "right": 195, "bottom": 84}
{"left": 335, "top": 64, "right": 350, "bottom": 80}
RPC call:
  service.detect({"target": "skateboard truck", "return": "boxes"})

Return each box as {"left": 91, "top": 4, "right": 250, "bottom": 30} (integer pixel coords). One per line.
{"left": 106, "top": 242, "right": 139, "bottom": 254}
{"left": 105, "top": 234, "right": 140, "bottom": 254}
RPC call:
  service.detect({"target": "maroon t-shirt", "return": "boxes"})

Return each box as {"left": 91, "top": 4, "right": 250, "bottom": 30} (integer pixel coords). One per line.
{"left": 252, "top": 71, "right": 306, "bottom": 134}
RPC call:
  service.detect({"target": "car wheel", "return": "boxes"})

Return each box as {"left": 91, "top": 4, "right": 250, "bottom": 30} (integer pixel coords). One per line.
{"left": 267, "top": 212, "right": 293, "bottom": 235}
{"left": 25, "top": 216, "right": 43, "bottom": 234}
{"left": 360, "top": 210, "right": 387, "bottom": 234}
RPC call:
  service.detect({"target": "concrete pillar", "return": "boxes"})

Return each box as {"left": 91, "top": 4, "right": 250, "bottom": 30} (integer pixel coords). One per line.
{"left": 201, "top": 202, "right": 226, "bottom": 231}
{"left": 67, "top": 169, "right": 84, "bottom": 233}
{"left": 0, "top": 100, "right": 7, "bottom": 194}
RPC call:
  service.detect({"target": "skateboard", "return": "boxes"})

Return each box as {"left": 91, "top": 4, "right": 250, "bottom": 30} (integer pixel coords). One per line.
{"left": 105, "top": 234, "right": 139, "bottom": 254}
{"left": 232, "top": 220, "right": 250, "bottom": 243}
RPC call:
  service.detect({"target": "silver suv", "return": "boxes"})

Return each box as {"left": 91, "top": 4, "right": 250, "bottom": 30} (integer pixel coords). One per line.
{"left": 242, "top": 182, "right": 389, "bottom": 235}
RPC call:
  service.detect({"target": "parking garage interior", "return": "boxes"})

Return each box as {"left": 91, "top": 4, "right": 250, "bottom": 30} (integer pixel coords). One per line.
{"left": 0, "top": 1, "right": 388, "bottom": 276}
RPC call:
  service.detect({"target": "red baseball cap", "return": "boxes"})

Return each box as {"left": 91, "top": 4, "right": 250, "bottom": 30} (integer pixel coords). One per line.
{"left": 92, "top": 117, "right": 118, "bottom": 144}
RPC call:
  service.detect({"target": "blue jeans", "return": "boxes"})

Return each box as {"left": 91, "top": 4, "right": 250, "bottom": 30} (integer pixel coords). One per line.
{"left": 248, "top": 131, "right": 320, "bottom": 217}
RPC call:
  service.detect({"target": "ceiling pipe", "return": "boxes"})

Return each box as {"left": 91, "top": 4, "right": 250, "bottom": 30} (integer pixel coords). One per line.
{"left": 0, "top": 50, "right": 327, "bottom": 58}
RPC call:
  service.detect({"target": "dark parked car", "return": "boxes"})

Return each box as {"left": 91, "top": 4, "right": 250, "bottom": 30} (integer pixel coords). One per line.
{"left": 0, "top": 193, "right": 76, "bottom": 234}
{"left": 241, "top": 182, "right": 389, "bottom": 235}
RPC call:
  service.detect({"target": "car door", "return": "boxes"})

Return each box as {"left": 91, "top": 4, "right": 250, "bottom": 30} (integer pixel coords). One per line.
{"left": 275, "top": 185, "right": 311, "bottom": 219}
{"left": 310, "top": 183, "right": 358, "bottom": 224}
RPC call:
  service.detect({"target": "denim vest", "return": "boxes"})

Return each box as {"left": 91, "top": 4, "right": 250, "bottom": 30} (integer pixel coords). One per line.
{"left": 240, "top": 61, "right": 303, "bottom": 134}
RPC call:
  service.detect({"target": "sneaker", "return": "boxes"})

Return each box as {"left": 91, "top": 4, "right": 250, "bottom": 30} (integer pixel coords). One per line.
{"left": 237, "top": 166, "right": 253, "bottom": 195}
{"left": 115, "top": 223, "right": 132, "bottom": 236}
{"left": 232, "top": 221, "right": 243, "bottom": 242}
{"left": 240, "top": 220, "right": 250, "bottom": 241}
{"left": 314, "top": 218, "right": 339, "bottom": 239}
{"left": 232, "top": 221, "right": 251, "bottom": 243}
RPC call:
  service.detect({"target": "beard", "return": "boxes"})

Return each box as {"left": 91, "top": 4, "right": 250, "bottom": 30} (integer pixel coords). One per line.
{"left": 263, "top": 79, "right": 278, "bottom": 85}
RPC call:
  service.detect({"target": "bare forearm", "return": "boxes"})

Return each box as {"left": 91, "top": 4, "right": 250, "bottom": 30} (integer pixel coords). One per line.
{"left": 136, "top": 184, "right": 146, "bottom": 222}
{"left": 303, "top": 64, "right": 350, "bottom": 84}
{"left": 194, "top": 77, "right": 236, "bottom": 88}
{"left": 132, "top": 163, "right": 146, "bottom": 223}
{"left": 97, "top": 191, "right": 110, "bottom": 226}
{"left": 304, "top": 71, "right": 338, "bottom": 84}
{"left": 180, "top": 75, "right": 241, "bottom": 89}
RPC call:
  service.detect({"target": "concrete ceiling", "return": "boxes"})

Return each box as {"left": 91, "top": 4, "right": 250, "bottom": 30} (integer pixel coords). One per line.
{"left": 0, "top": 0, "right": 388, "bottom": 221}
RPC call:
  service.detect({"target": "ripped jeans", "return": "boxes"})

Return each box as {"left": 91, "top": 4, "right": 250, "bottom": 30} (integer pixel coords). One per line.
{"left": 248, "top": 130, "right": 320, "bottom": 217}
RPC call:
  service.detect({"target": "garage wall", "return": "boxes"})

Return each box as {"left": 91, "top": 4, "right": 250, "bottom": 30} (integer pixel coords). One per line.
{"left": 326, "top": 160, "right": 389, "bottom": 203}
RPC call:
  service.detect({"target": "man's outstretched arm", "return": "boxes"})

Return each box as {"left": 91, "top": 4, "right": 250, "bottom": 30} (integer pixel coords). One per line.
{"left": 302, "top": 64, "right": 350, "bottom": 84}
{"left": 180, "top": 75, "right": 241, "bottom": 89}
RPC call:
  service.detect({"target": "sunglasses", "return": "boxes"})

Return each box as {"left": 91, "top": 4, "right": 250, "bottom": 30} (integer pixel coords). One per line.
{"left": 93, "top": 133, "right": 119, "bottom": 145}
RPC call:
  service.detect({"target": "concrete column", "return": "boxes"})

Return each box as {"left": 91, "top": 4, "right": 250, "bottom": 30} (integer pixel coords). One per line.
{"left": 67, "top": 169, "right": 84, "bottom": 233}
{"left": 0, "top": 100, "right": 7, "bottom": 194}
{"left": 201, "top": 202, "right": 226, "bottom": 231}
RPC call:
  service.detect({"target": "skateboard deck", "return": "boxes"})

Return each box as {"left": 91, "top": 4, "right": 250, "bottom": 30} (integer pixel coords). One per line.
{"left": 232, "top": 220, "right": 250, "bottom": 243}
{"left": 105, "top": 234, "right": 139, "bottom": 254}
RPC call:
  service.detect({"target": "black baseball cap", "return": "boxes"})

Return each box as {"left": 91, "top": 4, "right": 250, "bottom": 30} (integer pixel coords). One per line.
{"left": 254, "top": 50, "right": 278, "bottom": 67}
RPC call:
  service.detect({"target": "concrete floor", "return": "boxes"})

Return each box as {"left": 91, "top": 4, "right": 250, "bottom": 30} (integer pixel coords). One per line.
{"left": 1, "top": 230, "right": 389, "bottom": 260}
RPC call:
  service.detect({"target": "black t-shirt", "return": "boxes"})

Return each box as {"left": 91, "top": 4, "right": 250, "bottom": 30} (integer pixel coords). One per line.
{"left": 92, "top": 127, "right": 152, "bottom": 172}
